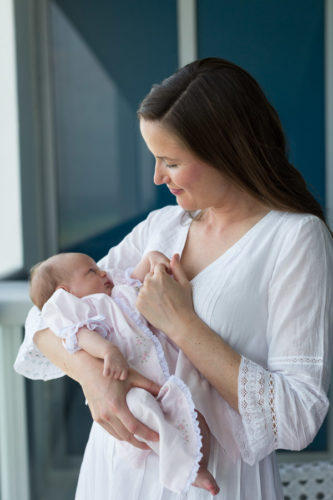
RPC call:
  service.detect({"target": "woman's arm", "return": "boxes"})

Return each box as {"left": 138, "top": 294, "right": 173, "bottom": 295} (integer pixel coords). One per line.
{"left": 136, "top": 255, "right": 241, "bottom": 412}
{"left": 34, "top": 328, "right": 160, "bottom": 448}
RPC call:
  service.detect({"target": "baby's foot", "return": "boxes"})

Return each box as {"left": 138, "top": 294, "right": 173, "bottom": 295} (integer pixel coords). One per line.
{"left": 193, "top": 467, "right": 220, "bottom": 496}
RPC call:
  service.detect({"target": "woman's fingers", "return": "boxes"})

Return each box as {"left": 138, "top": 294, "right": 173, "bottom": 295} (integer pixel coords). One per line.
{"left": 96, "top": 413, "right": 151, "bottom": 450}
{"left": 105, "top": 408, "right": 155, "bottom": 449}
{"left": 93, "top": 369, "right": 160, "bottom": 446}
{"left": 130, "top": 369, "right": 161, "bottom": 397}
{"left": 120, "top": 406, "right": 159, "bottom": 444}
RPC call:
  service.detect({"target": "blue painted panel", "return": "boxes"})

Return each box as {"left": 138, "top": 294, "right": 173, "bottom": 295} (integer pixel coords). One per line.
{"left": 52, "top": 0, "right": 176, "bottom": 250}
{"left": 197, "top": 0, "right": 325, "bottom": 207}
{"left": 54, "top": 0, "right": 178, "bottom": 107}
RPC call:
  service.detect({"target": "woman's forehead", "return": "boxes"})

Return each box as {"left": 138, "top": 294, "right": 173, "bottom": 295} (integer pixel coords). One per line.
{"left": 140, "top": 119, "right": 193, "bottom": 161}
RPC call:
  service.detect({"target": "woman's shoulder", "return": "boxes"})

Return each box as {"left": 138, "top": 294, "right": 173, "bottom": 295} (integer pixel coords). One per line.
{"left": 147, "top": 204, "right": 187, "bottom": 222}
{"left": 269, "top": 210, "right": 333, "bottom": 256}
{"left": 145, "top": 204, "right": 189, "bottom": 232}
{"left": 277, "top": 210, "right": 329, "bottom": 231}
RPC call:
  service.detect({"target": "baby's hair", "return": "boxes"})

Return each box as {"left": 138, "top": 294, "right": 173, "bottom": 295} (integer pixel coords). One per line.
{"left": 29, "top": 254, "right": 71, "bottom": 309}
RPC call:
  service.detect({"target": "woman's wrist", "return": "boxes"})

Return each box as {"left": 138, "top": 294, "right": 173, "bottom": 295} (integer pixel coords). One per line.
{"left": 70, "top": 350, "right": 103, "bottom": 386}
{"left": 165, "top": 310, "right": 202, "bottom": 346}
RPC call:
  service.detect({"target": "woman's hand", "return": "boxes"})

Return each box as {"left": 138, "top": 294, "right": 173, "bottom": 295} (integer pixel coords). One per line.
{"left": 35, "top": 328, "right": 161, "bottom": 449}
{"left": 136, "top": 254, "right": 196, "bottom": 339}
{"left": 81, "top": 359, "right": 161, "bottom": 449}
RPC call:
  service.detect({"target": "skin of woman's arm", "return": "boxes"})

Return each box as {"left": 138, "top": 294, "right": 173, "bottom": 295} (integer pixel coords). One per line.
{"left": 136, "top": 254, "right": 241, "bottom": 413}
{"left": 34, "top": 328, "right": 160, "bottom": 447}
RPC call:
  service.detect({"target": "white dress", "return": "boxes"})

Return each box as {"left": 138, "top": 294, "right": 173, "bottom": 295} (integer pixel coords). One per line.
{"left": 14, "top": 205, "right": 333, "bottom": 500}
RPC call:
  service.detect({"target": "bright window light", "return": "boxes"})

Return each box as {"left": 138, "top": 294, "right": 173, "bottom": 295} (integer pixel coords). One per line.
{"left": 0, "top": 0, "right": 23, "bottom": 277}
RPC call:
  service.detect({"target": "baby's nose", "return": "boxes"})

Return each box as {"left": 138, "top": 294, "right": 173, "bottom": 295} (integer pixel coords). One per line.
{"left": 99, "top": 270, "right": 106, "bottom": 277}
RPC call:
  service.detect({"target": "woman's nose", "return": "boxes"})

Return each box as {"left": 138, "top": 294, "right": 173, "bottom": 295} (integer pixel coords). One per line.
{"left": 154, "top": 162, "right": 169, "bottom": 185}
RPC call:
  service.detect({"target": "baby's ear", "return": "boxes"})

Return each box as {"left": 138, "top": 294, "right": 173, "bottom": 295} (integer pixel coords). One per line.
{"left": 56, "top": 285, "right": 70, "bottom": 293}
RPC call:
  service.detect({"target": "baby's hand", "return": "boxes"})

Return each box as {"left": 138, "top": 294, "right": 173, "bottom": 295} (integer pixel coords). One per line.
{"left": 131, "top": 251, "right": 171, "bottom": 282}
{"left": 103, "top": 346, "right": 129, "bottom": 380}
{"left": 147, "top": 251, "right": 171, "bottom": 274}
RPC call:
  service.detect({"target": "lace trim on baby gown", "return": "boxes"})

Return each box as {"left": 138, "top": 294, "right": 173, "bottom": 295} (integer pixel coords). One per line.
{"left": 113, "top": 295, "right": 171, "bottom": 379}
{"left": 110, "top": 267, "right": 142, "bottom": 288}
{"left": 114, "top": 289, "right": 203, "bottom": 494}
{"left": 165, "top": 375, "right": 203, "bottom": 493}
{"left": 57, "top": 315, "right": 110, "bottom": 353}
{"left": 14, "top": 306, "right": 65, "bottom": 380}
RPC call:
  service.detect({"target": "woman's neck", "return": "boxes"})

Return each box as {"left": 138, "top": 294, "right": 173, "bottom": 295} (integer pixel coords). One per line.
{"left": 200, "top": 195, "right": 270, "bottom": 232}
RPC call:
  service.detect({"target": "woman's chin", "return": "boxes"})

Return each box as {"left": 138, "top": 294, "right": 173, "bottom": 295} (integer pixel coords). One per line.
{"left": 175, "top": 198, "right": 198, "bottom": 211}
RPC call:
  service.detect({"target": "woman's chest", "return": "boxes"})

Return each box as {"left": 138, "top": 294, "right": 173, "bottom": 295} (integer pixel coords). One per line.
{"left": 190, "top": 247, "right": 274, "bottom": 365}
{"left": 180, "top": 219, "right": 261, "bottom": 281}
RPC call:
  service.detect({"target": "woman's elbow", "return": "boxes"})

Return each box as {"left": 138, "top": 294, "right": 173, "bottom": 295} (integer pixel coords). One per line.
{"left": 279, "top": 392, "right": 329, "bottom": 451}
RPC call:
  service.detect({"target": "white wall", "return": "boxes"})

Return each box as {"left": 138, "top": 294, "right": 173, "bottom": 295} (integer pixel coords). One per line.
{"left": 0, "top": 0, "right": 23, "bottom": 277}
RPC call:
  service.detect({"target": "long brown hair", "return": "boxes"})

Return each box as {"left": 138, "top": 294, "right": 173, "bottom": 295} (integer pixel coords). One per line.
{"left": 138, "top": 57, "right": 328, "bottom": 225}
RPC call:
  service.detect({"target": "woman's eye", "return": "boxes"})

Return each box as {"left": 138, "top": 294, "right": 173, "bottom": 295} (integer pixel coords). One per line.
{"left": 165, "top": 163, "right": 178, "bottom": 168}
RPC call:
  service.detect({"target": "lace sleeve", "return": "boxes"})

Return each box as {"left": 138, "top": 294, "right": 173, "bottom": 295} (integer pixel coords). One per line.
{"left": 13, "top": 305, "right": 65, "bottom": 381}
{"left": 234, "top": 217, "right": 333, "bottom": 465}
{"left": 41, "top": 289, "right": 111, "bottom": 354}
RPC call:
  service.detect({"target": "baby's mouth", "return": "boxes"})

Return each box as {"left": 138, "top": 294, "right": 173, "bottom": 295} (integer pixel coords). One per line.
{"left": 104, "top": 279, "right": 114, "bottom": 291}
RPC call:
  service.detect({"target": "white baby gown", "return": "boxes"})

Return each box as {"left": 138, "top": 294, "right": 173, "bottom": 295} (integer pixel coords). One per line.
{"left": 15, "top": 206, "right": 333, "bottom": 500}
{"left": 39, "top": 269, "right": 238, "bottom": 495}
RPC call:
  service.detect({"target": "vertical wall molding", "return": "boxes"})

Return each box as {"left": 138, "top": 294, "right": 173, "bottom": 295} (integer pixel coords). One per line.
{"left": 325, "top": 0, "right": 333, "bottom": 229}
{"left": 35, "top": 0, "right": 59, "bottom": 257}
{"left": 0, "top": 281, "right": 31, "bottom": 500}
{"left": 14, "top": 0, "right": 59, "bottom": 271}
{"left": 177, "top": 0, "right": 197, "bottom": 67}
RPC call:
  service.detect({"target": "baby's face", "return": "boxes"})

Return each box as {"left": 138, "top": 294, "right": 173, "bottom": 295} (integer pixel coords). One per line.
{"left": 65, "top": 254, "right": 113, "bottom": 298}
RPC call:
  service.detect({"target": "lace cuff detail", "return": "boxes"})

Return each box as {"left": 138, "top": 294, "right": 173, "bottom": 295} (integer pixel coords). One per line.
{"left": 57, "top": 315, "right": 109, "bottom": 353}
{"left": 234, "top": 355, "right": 329, "bottom": 465}
{"left": 109, "top": 267, "right": 142, "bottom": 288}
{"left": 235, "top": 356, "right": 278, "bottom": 464}
{"left": 124, "top": 267, "right": 142, "bottom": 288}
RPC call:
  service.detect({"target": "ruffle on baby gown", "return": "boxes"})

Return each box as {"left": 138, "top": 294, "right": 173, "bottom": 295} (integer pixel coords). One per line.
{"left": 117, "top": 376, "right": 203, "bottom": 494}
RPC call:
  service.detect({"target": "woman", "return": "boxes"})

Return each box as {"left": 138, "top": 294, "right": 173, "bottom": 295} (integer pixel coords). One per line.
{"left": 15, "top": 58, "right": 333, "bottom": 499}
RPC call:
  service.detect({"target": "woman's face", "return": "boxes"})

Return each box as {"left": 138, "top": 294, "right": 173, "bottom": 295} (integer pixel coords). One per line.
{"left": 140, "top": 119, "right": 239, "bottom": 212}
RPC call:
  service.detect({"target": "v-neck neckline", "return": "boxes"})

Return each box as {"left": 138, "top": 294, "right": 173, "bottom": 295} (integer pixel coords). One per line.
{"left": 178, "top": 209, "right": 275, "bottom": 283}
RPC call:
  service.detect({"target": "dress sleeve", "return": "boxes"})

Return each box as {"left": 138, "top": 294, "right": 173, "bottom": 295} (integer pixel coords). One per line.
{"left": 14, "top": 305, "right": 65, "bottom": 381}
{"left": 235, "top": 216, "right": 333, "bottom": 464}
{"left": 41, "top": 289, "right": 110, "bottom": 354}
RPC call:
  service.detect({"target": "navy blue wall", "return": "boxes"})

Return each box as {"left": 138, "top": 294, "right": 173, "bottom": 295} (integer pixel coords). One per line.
{"left": 54, "top": 0, "right": 178, "bottom": 108}
{"left": 198, "top": 0, "right": 325, "bottom": 207}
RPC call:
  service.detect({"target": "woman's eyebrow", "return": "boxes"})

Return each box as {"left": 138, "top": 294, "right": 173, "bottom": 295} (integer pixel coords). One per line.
{"left": 156, "top": 155, "right": 179, "bottom": 162}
